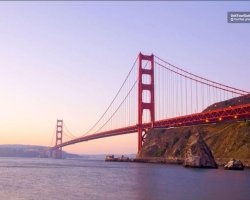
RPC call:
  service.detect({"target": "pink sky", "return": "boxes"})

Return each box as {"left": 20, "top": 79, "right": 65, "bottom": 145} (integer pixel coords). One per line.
{"left": 0, "top": 2, "right": 249, "bottom": 154}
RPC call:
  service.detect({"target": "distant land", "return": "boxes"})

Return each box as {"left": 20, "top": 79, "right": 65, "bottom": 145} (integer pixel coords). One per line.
{"left": 0, "top": 144, "right": 135, "bottom": 160}
{"left": 0, "top": 144, "right": 80, "bottom": 158}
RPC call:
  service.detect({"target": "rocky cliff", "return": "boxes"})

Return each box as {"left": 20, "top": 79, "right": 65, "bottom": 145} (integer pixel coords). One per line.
{"left": 138, "top": 120, "right": 250, "bottom": 167}
{"left": 183, "top": 133, "right": 217, "bottom": 168}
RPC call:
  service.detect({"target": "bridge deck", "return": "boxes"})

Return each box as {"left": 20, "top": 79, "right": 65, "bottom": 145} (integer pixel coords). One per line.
{"left": 52, "top": 103, "right": 250, "bottom": 149}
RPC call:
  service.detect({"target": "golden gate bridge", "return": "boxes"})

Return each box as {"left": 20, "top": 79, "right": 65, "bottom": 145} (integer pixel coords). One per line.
{"left": 49, "top": 53, "right": 250, "bottom": 158}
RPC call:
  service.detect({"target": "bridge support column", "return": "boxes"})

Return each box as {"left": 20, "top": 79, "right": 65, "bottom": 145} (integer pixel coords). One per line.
{"left": 138, "top": 53, "right": 155, "bottom": 153}
{"left": 55, "top": 119, "right": 63, "bottom": 159}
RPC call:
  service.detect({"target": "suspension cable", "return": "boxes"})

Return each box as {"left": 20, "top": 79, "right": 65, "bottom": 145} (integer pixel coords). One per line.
{"left": 83, "top": 55, "right": 139, "bottom": 136}
{"left": 155, "top": 55, "right": 249, "bottom": 94}
{"left": 155, "top": 61, "right": 245, "bottom": 96}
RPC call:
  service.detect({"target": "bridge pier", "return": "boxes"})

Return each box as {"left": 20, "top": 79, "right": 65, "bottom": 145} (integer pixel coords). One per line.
{"left": 51, "top": 149, "right": 63, "bottom": 159}
{"left": 47, "top": 148, "right": 63, "bottom": 159}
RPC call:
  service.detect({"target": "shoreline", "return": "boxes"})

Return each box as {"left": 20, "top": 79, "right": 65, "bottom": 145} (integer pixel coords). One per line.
{"left": 105, "top": 156, "right": 250, "bottom": 168}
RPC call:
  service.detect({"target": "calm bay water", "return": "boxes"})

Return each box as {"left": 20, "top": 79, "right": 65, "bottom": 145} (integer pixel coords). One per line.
{"left": 0, "top": 157, "right": 249, "bottom": 200}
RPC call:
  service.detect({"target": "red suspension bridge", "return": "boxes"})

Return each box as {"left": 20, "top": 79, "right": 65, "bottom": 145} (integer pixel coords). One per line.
{"left": 50, "top": 53, "right": 250, "bottom": 158}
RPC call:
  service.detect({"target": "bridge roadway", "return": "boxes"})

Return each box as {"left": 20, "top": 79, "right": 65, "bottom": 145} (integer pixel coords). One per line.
{"left": 52, "top": 103, "right": 250, "bottom": 150}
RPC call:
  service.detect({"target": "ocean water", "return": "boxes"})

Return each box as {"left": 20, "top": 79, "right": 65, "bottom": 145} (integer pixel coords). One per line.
{"left": 0, "top": 157, "right": 249, "bottom": 200}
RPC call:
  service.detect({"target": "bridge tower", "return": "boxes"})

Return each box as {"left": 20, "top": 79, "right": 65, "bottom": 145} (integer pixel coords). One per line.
{"left": 55, "top": 119, "right": 63, "bottom": 159}
{"left": 138, "top": 53, "right": 155, "bottom": 153}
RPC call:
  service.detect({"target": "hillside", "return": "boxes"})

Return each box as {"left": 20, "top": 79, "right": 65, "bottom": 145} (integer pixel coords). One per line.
{"left": 138, "top": 94, "right": 250, "bottom": 166}
{"left": 203, "top": 94, "right": 250, "bottom": 112}
{"left": 138, "top": 120, "right": 250, "bottom": 167}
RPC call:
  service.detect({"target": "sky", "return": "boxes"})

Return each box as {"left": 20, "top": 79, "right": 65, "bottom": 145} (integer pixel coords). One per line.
{"left": 0, "top": 1, "right": 249, "bottom": 154}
